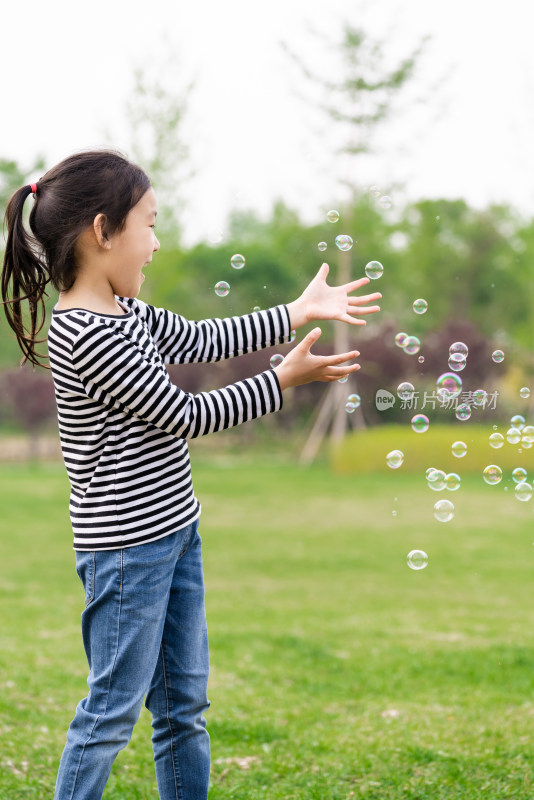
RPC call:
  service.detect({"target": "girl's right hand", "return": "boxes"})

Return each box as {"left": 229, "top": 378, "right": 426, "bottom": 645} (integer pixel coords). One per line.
{"left": 273, "top": 327, "right": 360, "bottom": 391}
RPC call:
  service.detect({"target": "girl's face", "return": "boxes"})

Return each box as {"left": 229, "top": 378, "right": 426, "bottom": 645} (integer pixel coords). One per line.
{"left": 108, "top": 187, "right": 160, "bottom": 298}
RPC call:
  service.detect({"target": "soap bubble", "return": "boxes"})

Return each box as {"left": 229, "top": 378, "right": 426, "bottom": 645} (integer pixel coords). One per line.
{"left": 510, "top": 414, "right": 526, "bottom": 431}
{"left": 335, "top": 234, "right": 354, "bottom": 251}
{"left": 452, "top": 441, "right": 467, "bottom": 458}
{"left": 445, "top": 473, "right": 461, "bottom": 491}
{"left": 521, "top": 425, "right": 534, "bottom": 444}
{"left": 318, "top": 242, "right": 327, "bottom": 252}
{"left": 327, "top": 209, "right": 340, "bottom": 223}
{"left": 214, "top": 281, "right": 230, "bottom": 297}
{"left": 489, "top": 432, "right": 504, "bottom": 448}
{"left": 270, "top": 354, "right": 284, "bottom": 368}
{"left": 337, "top": 375, "right": 349, "bottom": 384}
{"left": 483, "top": 464, "right": 503, "bottom": 485}
{"left": 230, "top": 253, "right": 245, "bottom": 270}
{"left": 515, "top": 482, "right": 533, "bottom": 502}
{"left": 492, "top": 350, "right": 504, "bottom": 363}
{"left": 506, "top": 427, "right": 522, "bottom": 445}
{"left": 407, "top": 549, "right": 428, "bottom": 570}
{"left": 418, "top": 356, "right": 425, "bottom": 363}
{"left": 413, "top": 298, "right": 428, "bottom": 314}
{"left": 365, "top": 260, "right": 383, "bottom": 280}
{"left": 448, "top": 356, "right": 466, "bottom": 372}
{"left": 347, "top": 393, "right": 361, "bottom": 408}
{"left": 434, "top": 499, "right": 455, "bottom": 522}
{"left": 397, "top": 382, "right": 415, "bottom": 400}
{"left": 379, "top": 195, "right": 392, "bottom": 209}
{"left": 449, "top": 342, "right": 469, "bottom": 357}
{"left": 512, "top": 467, "right": 528, "bottom": 483}
{"left": 455, "top": 404, "right": 471, "bottom": 421}
{"left": 436, "top": 372, "right": 463, "bottom": 399}
{"left": 386, "top": 450, "right": 404, "bottom": 469}
{"left": 472, "top": 390, "right": 488, "bottom": 407}
{"left": 289, "top": 330, "right": 296, "bottom": 342}
{"left": 394, "top": 332, "right": 408, "bottom": 348}
{"left": 427, "top": 469, "right": 446, "bottom": 491}
{"left": 368, "top": 185, "right": 381, "bottom": 197}
{"left": 411, "top": 414, "right": 429, "bottom": 433}
{"left": 520, "top": 387, "right": 531, "bottom": 399}
{"left": 345, "top": 402, "right": 356, "bottom": 414}
{"left": 403, "top": 336, "right": 421, "bottom": 355}
{"left": 253, "top": 306, "right": 261, "bottom": 312}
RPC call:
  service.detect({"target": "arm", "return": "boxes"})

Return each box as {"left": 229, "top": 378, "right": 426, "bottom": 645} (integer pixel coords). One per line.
{"left": 131, "top": 298, "right": 292, "bottom": 365}
{"left": 72, "top": 323, "right": 283, "bottom": 440}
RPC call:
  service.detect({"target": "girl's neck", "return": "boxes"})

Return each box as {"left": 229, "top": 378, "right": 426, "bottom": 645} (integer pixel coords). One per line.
{"left": 56, "top": 286, "right": 127, "bottom": 315}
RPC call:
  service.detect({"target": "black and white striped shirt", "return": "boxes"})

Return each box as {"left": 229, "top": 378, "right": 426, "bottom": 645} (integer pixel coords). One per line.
{"left": 47, "top": 297, "right": 291, "bottom": 551}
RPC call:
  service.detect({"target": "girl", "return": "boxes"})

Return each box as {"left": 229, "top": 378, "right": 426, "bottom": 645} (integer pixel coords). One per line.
{"left": 1, "top": 148, "right": 381, "bottom": 800}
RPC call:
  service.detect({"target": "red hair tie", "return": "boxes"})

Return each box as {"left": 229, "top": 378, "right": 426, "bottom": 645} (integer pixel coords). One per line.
{"left": 30, "top": 183, "right": 37, "bottom": 194}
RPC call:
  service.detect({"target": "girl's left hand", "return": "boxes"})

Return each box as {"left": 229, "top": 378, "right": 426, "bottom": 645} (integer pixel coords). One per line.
{"left": 287, "top": 262, "right": 382, "bottom": 330}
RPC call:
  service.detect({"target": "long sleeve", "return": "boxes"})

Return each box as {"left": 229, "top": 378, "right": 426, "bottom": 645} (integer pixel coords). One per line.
{"left": 127, "top": 298, "right": 292, "bottom": 365}
{"left": 72, "top": 321, "right": 283, "bottom": 440}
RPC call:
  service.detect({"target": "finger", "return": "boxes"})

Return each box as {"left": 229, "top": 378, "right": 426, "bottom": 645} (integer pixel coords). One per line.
{"left": 301, "top": 326, "right": 322, "bottom": 352}
{"left": 323, "top": 364, "right": 361, "bottom": 380}
{"left": 319, "top": 350, "right": 360, "bottom": 366}
{"left": 346, "top": 305, "right": 381, "bottom": 315}
{"left": 318, "top": 262, "right": 329, "bottom": 281}
{"left": 348, "top": 292, "right": 382, "bottom": 304}
{"left": 341, "top": 276, "right": 370, "bottom": 293}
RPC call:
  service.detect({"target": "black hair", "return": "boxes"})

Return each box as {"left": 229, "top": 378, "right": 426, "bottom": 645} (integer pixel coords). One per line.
{"left": 1, "top": 148, "right": 151, "bottom": 367}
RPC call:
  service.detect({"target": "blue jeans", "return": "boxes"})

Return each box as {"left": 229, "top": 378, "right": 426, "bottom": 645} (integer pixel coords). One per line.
{"left": 54, "top": 520, "right": 210, "bottom": 800}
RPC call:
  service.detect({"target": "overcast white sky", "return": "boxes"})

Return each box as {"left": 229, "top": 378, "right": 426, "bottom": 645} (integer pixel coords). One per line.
{"left": 2, "top": 0, "right": 533, "bottom": 244}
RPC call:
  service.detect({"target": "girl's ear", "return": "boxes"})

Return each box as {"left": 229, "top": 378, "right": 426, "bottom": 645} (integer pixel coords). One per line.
{"left": 93, "top": 213, "right": 112, "bottom": 249}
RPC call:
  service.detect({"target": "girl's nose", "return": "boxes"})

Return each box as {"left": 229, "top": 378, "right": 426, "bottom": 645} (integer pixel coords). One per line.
{"left": 153, "top": 236, "right": 160, "bottom": 252}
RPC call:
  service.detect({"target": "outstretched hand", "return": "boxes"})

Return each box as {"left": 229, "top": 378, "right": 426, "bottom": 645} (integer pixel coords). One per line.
{"left": 287, "top": 262, "right": 381, "bottom": 329}
{"left": 273, "top": 327, "right": 360, "bottom": 391}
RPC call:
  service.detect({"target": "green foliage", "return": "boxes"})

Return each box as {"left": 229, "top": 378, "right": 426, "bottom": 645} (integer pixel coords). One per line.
{"left": 2, "top": 460, "right": 534, "bottom": 798}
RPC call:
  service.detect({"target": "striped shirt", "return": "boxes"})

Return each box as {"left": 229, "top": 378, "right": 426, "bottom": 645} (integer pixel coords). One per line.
{"left": 47, "top": 297, "right": 291, "bottom": 551}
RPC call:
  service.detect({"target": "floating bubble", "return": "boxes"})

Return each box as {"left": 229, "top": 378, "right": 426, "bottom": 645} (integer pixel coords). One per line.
{"left": 335, "top": 234, "right": 354, "bottom": 251}
{"left": 449, "top": 342, "right": 469, "bottom": 357}
{"left": 520, "top": 387, "right": 531, "bottom": 399}
{"left": 397, "top": 382, "right": 415, "bottom": 400}
{"left": 345, "top": 402, "right": 356, "bottom": 414}
{"left": 392, "top": 509, "right": 397, "bottom": 516}
{"left": 411, "top": 414, "right": 429, "bottom": 433}
{"left": 386, "top": 450, "right": 404, "bottom": 469}
{"left": 515, "top": 482, "right": 533, "bottom": 502}
{"left": 214, "top": 281, "right": 230, "bottom": 297}
{"left": 522, "top": 425, "right": 534, "bottom": 444}
{"left": 434, "top": 498, "right": 455, "bottom": 522}
{"left": 427, "top": 469, "right": 447, "bottom": 491}
{"left": 230, "top": 253, "right": 245, "bottom": 270}
{"left": 379, "top": 195, "right": 393, "bottom": 209}
{"left": 368, "top": 185, "right": 381, "bottom": 197}
{"left": 270, "top": 354, "right": 284, "bottom": 368}
{"left": 472, "top": 390, "right": 488, "bottom": 407}
{"left": 448, "top": 356, "right": 466, "bottom": 372}
{"left": 483, "top": 464, "right": 503, "bottom": 485}
{"left": 510, "top": 414, "right": 526, "bottom": 431}
{"left": 436, "top": 372, "right": 463, "bottom": 399}
{"left": 365, "top": 260, "right": 383, "bottom": 280}
{"left": 455, "top": 404, "right": 471, "bottom": 421}
{"left": 347, "top": 393, "right": 361, "bottom": 408}
{"left": 489, "top": 432, "right": 504, "bottom": 448}
{"left": 289, "top": 330, "right": 296, "bottom": 342}
{"left": 394, "top": 332, "right": 408, "bottom": 348}
{"left": 407, "top": 549, "right": 428, "bottom": 570}
{"left": 492, "top": 350, "right": 504, "bottom": 363}
{"left": 318, "top": 242, "right": 327, "bottom": 251}
{"left": 413, "top": 298, "right": 428, "bottom": 314}
{"left": 512, "top": 467, "right": 527, "bottom": 483}
{"left": 403, "top": 336, "right": 421, "bottom": 355}
{"left": 452, "top": 441, "right": 467, "bottom": 458}
{"left": 506, "top": 427, "right": 522, "bottom": 445}
{"left": 418, "top": 355, "right": 425, "bottom": 363}
{"left": 445, "top": 473, "right": 461, "bottom": 491}
{"left": 327, "top": 209, "right": 340, "bottom": 223}
{"left": 337, "top": 375, "right": 349, "bottom": 384}
{"left": 252, "top": 305, "right": 261, "bottom": 312}
{"left": 208, "top": 229, "right": 224, "bottom": 244}
{"left": 426, "top": 467, "right": 437, "bottom": 479}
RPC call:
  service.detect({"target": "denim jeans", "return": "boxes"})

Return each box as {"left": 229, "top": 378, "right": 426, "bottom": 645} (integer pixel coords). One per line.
{"left": 54, "top": 520, "right": 210, "bottom": 800}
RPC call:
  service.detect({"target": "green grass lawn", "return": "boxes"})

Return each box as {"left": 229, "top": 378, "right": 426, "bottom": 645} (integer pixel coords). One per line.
{"left": 1, "top": 453, "right": 534, "bottom": 799}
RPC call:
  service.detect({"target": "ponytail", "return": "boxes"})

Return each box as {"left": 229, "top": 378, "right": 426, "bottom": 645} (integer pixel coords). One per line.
{"left": 0, "top": 148, "right": 152, "bottom": 369}
{"left": 1, "top": 184, "right": 50, "bottom": 368}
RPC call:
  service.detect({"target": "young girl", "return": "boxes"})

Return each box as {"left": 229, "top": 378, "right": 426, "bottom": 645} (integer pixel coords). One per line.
{"left": 1, "top": 148, "right": 381, "bottom": 800}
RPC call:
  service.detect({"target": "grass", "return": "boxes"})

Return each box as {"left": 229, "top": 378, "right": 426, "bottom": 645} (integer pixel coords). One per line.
{"left": 1, "top": 452, "right": 534, "bottom": 798}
